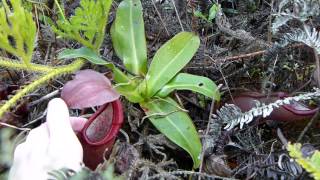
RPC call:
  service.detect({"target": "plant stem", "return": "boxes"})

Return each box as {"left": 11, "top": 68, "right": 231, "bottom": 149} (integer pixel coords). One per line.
{"left": 198, "top": 98, "right": 216, "bottom": 180}
{"left": 74, "top": 33, "right": 95, "bottom": 50}
{"left": 314, "top": 48, "right": 320, "bottom": 87}
{"left": 0, "top": 58, "right": 54, "bottom": 72}
{"left": 297, "top": 110, "right": 320, "bottom": 142}
{"left": 0, "top": 59, "right": 84, "bottom": 119}
{"left": 54, "top": 0, "right": 66, "bottom": 21}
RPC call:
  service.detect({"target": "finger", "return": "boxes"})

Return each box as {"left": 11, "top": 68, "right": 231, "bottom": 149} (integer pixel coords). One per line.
{"left": 70, "top": 117, "right": 87, "bottom": 132}
{"left": 11, "top": 124, "right": 49, "bottom": 172}
{"left": 46, "top": 98, "right": 75, "bottom": 141}
{"left": 46, "top": 98, "right": 83, "bottom": 171}
{"left": 24, "top": 124, "right": 50, "bottom": 153}
{"left": 12, "top": 142, "right": 29, "bottom": 163}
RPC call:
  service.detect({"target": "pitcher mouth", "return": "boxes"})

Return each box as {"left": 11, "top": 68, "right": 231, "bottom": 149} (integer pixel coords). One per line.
{"left": 81, "top": 100, "right": 124, "bottom": 146}
{"left": 276, "top": 93, "right": 319, "bottom": 116}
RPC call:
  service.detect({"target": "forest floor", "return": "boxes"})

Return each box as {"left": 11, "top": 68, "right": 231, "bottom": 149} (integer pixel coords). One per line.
{"left": 1, "top": 0, "right": 320, "bottom": 179}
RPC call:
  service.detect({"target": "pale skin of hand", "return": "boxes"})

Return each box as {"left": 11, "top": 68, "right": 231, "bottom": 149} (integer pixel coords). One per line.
{"left": 9, "top": 98, "right": 87, "bottom": 180}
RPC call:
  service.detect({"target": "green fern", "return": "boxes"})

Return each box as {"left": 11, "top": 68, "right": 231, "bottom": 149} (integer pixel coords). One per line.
{"left": 53, "top": 0, "right": 112, "bottom": 51}
{"left": 0, "top": 0, "right": 36, "bottom": 65}
{"left": 0, "top": 0, "right": 85, "bottom": 119}
{"left": 287, "top": 143, "right": 320, "bottom": 180}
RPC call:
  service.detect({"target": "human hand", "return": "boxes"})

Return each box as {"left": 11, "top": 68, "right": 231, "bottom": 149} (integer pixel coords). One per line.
{"left": 9, "top": 98, "right": 87, "bottom": 180}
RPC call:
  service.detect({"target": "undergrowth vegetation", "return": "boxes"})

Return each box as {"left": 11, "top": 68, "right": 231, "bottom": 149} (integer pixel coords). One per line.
{"left": 0, "top": 0, "right": 320, "bottom": 179}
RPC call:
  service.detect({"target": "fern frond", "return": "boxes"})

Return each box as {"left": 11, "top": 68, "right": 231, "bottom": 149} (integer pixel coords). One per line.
{"left": 0, "top": 0, "right": 36, "bottom": 65}
{"left": 272, "top": 15, "right": 292, "bottom": 34}
{"left": 288, "top": 143, "right": 320, "bottom": 180}
{"left": 221, "top": 89, "right": 320, "bottom": 130}
{"left": 0, "top": 57, "right": 54, "bottom": 72}
{"left": 293, "top": 0, "right": 320, "bottom": 21}
{"left": 0, "top": 59, "right": 84, "bottom": 119}
{"left": 54, "top": 0, "right": 112, "bottom": 51}
{"left": 272, "top": 0, "right": 320, "bottom": 33}
{"left": 282, "top": 27, "right": 320, "bottom": 54}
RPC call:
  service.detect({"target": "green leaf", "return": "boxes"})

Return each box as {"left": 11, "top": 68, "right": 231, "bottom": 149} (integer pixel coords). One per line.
{"left": 115, "top": 82, "right": 144, "bottom": 103}
{"left": 111, "top": 0, "right": 147, "bottom": 76}
{"left": 141, "top": 97, "right": 202, "bottom": 168}
{"left": 112, "top": 68, "right": 132, "bottom": 84}
{"left": 208, "top": 4, "right": 219, "bottom": 21}
{"left": 145, "top": 32, "right": 200, "bottom": 97}
{"left": 156, "top": 73, "right": 220, "bottom": 101}
{"left": 54, "top": 0, "right": 112, "bottom": 50}
{"left": 58, "top": 47, "right": 130, "bottom": 84}
{"left": 193, "top": 10, "right": 208, "bottom": 22}
{"left": 0, "top": 0, "right": 36, "bottom": 65}
{"left": 57, "top": 47, "right": 108, "bottom": 66}
{"left": 288, "top": 143, "right": 320, "bottom": 179}
{"left": 58, "top": 47, "right": 109, "bottom": 65}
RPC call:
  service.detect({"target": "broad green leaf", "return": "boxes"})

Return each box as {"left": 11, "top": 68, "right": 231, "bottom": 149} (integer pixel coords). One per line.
{"left": 145, "top": 32, "right": 200, "bottom": 97}
{"left": 156, "top": 73, "right": 220, "bottom": 101}
{"left": 58, "top": 47, "right": 130, "bottom": 84}
{"left": 54, "top": 0, "right": 112, "bottom": 50}
{"left": 111, "top": 0, "right": 147, "bottom": 76}
{"left": 141, "top": 97, "right": 202, "bottom": 168}
{"left": 58, "top": 47, "right": 109, "bottom": 65}
{"left": 0, "top": 0, "right": 36, "bottom": 65}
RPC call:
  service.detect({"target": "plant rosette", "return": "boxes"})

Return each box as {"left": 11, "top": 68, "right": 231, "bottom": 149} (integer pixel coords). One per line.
{"left": 61, "top": 70, "right": 123, "bottom": 169}
{"left": 57, "top": 0, "right": 221, "bottom": 168}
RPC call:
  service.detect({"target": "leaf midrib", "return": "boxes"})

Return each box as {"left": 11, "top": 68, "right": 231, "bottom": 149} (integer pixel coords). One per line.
{"left": 129, "top": 0, "right": 139, "bottom": 74}
{"left": 163, "top": 84, "right": 213, "bottom": 96}
{"left": 148, "top": 35, "right": 194, "bottom": 94}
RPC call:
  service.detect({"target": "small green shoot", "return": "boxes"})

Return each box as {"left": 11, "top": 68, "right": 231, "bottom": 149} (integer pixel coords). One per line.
{"left": 288, "top": 143, "right": 320, "bottom": 180}
{"left": 194, "top": 3, "right": 220, "bottom": 23}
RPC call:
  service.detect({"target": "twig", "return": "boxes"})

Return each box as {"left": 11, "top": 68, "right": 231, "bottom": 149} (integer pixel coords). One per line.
{"left": 151, "top": 0, "right": 170, "bottom": 36}
{"left": 147, "top": 170, "right": 237, "bottom": 180}
{"left": 142, "top": 110, "right": 181, "bottom": 122}
{"left": 188, "top": 0, "right": 197, "bottom": 31}
{"left": 197, "top": 84, "right": 222, "bottom": 179}
{"left": 22, "top": 109, "right": 47, "bottom": 127}
{"left": 277, "top": 128, "right": 288, "bottom": 146}
{"left": 217, "top": 49, "right": 266, "bottom": 62}
{"left": 28, "top": 89, "right": 60, "bottom": 108}
{"left": 174, "top": 92, "right": 185, "bottom": 108}
{"left": 211, "top": 43, "right": 304, "bottom": 63}
{"left": 0, "top": 121, "right": 31, "bottom": 131}
{"left": 180, "top": 94, "right": 205, "bottom": 110}
{"left": 119, "top": 129, "right": 130, "bottom": 143}
{"left": 216, "top": 61, "right": 234, "bottom": 102}
{"left": 297, "top": 109, "right": 320, "bottom": 142}
{"left": 313, "top": 48, "right": 320, "bottom": 87}
{"left": 171, "top": 0, "right": 184, "bottom": 31}
{"left": 267, "top": 0, "right": 275, "bottom": 43}
{"left": 198, "top": 94, "right": 216, "bottom": 180}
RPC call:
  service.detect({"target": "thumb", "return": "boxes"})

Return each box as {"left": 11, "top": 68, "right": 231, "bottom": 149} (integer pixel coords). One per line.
{"left": 46, "top": 98, "right": 75, "bottom": 141}
{"left": 46, "top": 98, "right": 83, "bottom": 171}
